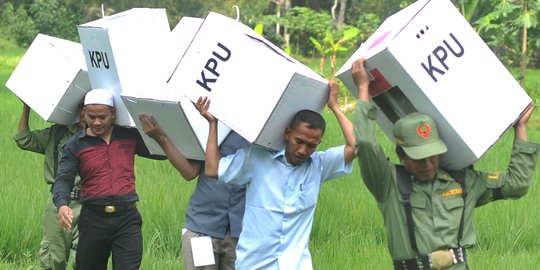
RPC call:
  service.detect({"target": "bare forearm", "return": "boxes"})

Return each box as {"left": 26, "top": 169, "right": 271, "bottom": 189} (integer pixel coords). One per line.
{"left": 18, "top": 103, "right": 30, "bottom": 133}
{"left": 156, "top": 135, "right": 201, "bottom": 180}
{"left": 330, "top": 106, "right": 356, "bottom": 163}
{"left": 204, "top": 121, "right": 220, "bottom": 178}
{"left": 514, "top": 124, "right": 528, "bottom": 142}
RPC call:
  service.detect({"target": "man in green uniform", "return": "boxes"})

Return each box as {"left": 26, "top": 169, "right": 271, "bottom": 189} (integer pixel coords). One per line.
{"left": 14, "top": 102, "right": 84, "bottom": 270}
{"left": 351, "top": 58, "right": 539, "bottom": 270}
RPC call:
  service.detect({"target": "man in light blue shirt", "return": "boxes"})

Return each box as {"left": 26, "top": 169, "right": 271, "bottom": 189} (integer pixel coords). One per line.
{"left": 195, "top": 82, "right": 357, "bottom": 269}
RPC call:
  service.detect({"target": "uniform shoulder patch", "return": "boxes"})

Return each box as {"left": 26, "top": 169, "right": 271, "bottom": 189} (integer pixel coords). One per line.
{"left": 487, "top": 172, "right": 500, "bottom": 180}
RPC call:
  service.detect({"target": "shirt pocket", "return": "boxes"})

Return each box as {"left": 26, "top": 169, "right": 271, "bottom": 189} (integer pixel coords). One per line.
{"left": 297, "top": 180, "right": 320, "bottom": 211}
{"left": 435, "top": 197, "right": 465, "bottom": 238}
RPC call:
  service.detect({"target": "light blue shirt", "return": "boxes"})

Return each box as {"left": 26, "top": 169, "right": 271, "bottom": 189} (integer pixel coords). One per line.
{"left": 218, "top": 145, "right": 353, "bottom": 270}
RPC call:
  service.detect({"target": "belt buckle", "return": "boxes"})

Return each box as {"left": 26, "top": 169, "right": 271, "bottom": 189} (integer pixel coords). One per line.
{"left": 430, "top": 250, "right": 453, "bottom": 269}
{"left": 105, "top": 205, "right": 116, "bottom": 213}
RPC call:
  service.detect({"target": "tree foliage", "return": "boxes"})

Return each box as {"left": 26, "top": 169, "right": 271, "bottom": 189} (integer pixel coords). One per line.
{"left": 1, "top": 0, "right": 539, "bottom": 69}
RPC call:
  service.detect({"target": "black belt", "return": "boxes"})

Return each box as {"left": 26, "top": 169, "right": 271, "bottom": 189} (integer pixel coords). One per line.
{"left": 70, "top": 188, "right": 81, "bottom": 200}
{"left": 393, "top": 247, "right": 467, "bottom": 270}
{"left": 84, "top": 203, "right": 136, "bottom": 214}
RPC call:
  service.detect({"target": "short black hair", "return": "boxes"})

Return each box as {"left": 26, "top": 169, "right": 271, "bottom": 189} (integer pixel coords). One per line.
{"left": 289, "top": 109, "right": 326, "bottom": 134}
{"left": 396, "top": 146, "right": 406, "bottom": 160}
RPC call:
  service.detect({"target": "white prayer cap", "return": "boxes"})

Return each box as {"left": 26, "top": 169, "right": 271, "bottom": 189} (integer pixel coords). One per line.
{"left": 84, "top": 88, "right": 114, "bottom": 107}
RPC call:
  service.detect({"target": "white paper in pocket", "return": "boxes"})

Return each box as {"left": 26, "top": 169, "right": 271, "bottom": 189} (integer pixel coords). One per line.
{"left": 190, "top": 236, "right": 215, "bottom": 267}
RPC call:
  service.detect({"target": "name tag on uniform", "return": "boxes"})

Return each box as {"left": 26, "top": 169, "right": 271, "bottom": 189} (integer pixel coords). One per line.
{"left": 190, "top": 236, "right": 215, "bottom": 267}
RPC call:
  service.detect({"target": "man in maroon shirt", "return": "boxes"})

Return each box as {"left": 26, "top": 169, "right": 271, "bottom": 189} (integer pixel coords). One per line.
{"left": 53, "top": 88, "right": 164, "bottom": 270}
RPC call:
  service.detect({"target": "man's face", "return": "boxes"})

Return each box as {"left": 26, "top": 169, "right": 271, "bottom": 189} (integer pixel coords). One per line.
{"left": 84, "top": 104, "right": 115, "bottom": 137}
{"left": 402, "top": 154, "right": 440, "bottom": 182}
{"left": 284, "top": 122, "right": 323, "bottom": 166}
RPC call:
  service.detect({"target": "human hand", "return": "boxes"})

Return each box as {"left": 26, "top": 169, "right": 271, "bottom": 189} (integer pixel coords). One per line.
{"left": 195, "top": 96, "right": 217, "bottom": 124}
{"left": 327, "top": 81, "right": 340, "bottom": 111}
{"left": 351, "top": 58, "right": 370, "bottom": 101}
{"left": 514, "top": 102, "right": 535, "bottom": 142}
{"left": 57, "top": 205, "right": 73, "bottom": 230}
{"left": 139, "top": 112, "right": 166, "bottom": 142}
{"left": 516, "top": 102, "right": 535, "bottom": 128}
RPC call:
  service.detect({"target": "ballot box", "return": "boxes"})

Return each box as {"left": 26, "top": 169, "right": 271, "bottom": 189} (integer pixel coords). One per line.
{"left": 169, "top": 12, "right": 329, "bottom": 151}
{"left": 336, "top": 0, "right": 532, "bottom": 169}
{"left": 78, "top": 8, "right": 172, "bottom": 126}
{"left": 5, "top": 34, "right": 91, "bottom": 125}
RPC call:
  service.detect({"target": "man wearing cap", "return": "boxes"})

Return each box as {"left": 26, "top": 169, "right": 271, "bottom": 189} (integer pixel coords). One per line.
{"left": 351, "top": 58, "right": 538, "bottom": 270}
{"left": 53, "top": 88, "right": 165, "bottom": 270}
{"left": 14, "top": 101, "right": 84, "bottom": 270}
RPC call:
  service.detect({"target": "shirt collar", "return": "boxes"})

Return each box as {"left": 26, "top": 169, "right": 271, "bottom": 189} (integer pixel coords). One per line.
{"left": 437, "top": 170, "right": 457, "bottom": 182}
{"left": 272, "top": 147, "right": 313, "bottom": 167}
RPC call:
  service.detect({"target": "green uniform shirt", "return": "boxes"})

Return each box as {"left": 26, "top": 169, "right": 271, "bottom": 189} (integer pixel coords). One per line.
{"left": 354, "top": 101, "right": 539, "bottom": 269}
{"left": 14, "top": 124, "right": 82, "bottom": 188}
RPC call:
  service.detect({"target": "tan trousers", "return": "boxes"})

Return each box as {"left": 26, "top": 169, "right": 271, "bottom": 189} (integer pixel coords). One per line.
{"left": 182, "top": 228, "right": 238, "bottom": 270}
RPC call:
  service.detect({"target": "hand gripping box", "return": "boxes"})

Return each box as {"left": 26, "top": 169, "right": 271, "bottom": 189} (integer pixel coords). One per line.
{"left": 336, "top": 0, "right": 532, "bottom": 170}
{"left": 121, "top": 17, "right": 231, "bottom": 160}
{"left": 169, "top": 12, "right": 329, "bottom": 151}
{"left": 5, "top": 34, "right": 91, "bottom": 125}
{"left": 78, "top": 8, "right": 172, "bottom": 127}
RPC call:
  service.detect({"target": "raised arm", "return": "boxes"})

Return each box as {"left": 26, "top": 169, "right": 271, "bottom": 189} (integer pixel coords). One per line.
{"left": 139, "top": 113, "right": 201, "bottom": 180}
{"left": 352, "top": 58, "right": 370, "bottom": 102}
{"left": 327, "top": 81, "right": 356, "bottom": 163}
{"left": 514, "top": 102, "right": 534, "bottom": 142}
{"left": 351, "top": 58, "right": 395, "bottom": 201}
{"left": 195, "top": 96, "right": 220, "bottom": 178}
{"left": 18, "top": 102, "right": 30, "bottom": 133}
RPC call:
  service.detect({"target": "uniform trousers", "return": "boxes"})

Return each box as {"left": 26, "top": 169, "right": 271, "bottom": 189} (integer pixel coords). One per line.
{"left": 40, "top": 196, "right": 81, "bottom": 270}
{"left": 76, "top": 204, "right": 142, "bottom": 270}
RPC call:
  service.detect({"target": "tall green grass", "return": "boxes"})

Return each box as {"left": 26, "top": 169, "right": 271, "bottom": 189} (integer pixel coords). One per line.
{"left": 1, "top": 51, "right": 539, "bottom": 269}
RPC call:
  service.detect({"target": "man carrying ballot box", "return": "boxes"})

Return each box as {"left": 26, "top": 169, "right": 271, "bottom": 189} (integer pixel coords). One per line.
{"left": 53, "top": 89, "right": 165, "bottom": 270}
{"left": 351, "top": 58, "right": 539, "bottom": 270}
{"left": 14, "top": 102, "right": 85, "bottom": 270}
{"left": 139, "top": 113, "right": 250, "bottom": 270}
{"left": 194, "top": 81, "right": 356, "bottom": 269}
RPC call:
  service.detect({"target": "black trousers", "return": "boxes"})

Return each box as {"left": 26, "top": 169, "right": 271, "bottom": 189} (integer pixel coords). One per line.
{"left": 76, "top": 205, "right": 143, "bottom": 270}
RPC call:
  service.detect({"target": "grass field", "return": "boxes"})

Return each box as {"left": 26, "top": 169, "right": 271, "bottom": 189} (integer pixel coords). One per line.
{"left": 0, "top": 48, "right": 539, "bottom": 269}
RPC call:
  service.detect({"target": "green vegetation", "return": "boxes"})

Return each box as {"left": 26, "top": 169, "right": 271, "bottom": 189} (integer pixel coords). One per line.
{"left": 1, "top": 46, "right": 539, "bottom": 269}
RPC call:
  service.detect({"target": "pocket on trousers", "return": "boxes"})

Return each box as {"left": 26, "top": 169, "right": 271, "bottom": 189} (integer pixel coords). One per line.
{"left": 38, "top": 240, "right": 52, "bottom": 269}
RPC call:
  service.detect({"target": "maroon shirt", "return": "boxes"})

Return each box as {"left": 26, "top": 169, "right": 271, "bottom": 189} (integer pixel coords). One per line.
{"left": 53, "top": 126, "right": 165, "bottom": 207}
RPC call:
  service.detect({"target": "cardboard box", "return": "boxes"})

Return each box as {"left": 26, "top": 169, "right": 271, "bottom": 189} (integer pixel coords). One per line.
{"left": 169, "top": 12, "right": 329, "bottom": 151}
{"left": 336, "top": 0, "right": 532, "bottom": 170}
{"left": 78, "top": 8, "right": 172, "bottom": 126}
{"left": 5, "top": 34, "right": 91, "bottom": 125}
{"left": 120, "top": 16, "right": 231, "bottom": 160}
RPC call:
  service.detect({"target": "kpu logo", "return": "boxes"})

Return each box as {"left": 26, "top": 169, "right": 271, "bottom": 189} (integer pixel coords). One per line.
{"left": 196, "top": 43, "right": 231, "bottom": 92}
{"left": 420, "top": 33, "right": 464, "bottom": 82}
{"left": 88, "top": 51, "right": 110, "bottom": 69}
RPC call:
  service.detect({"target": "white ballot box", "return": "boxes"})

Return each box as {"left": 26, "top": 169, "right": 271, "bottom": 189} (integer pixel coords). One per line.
{"left": 169, "top": 12, "right": 329, "bottom": 151}
{"left": 78, "top": 8, "right": 172, "bottom": 126}
{"left": 6, "top": 34, "right": 91, "bottom": 125}
{"left": 336, "top": 0, "right": 532, "bottom": 170}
